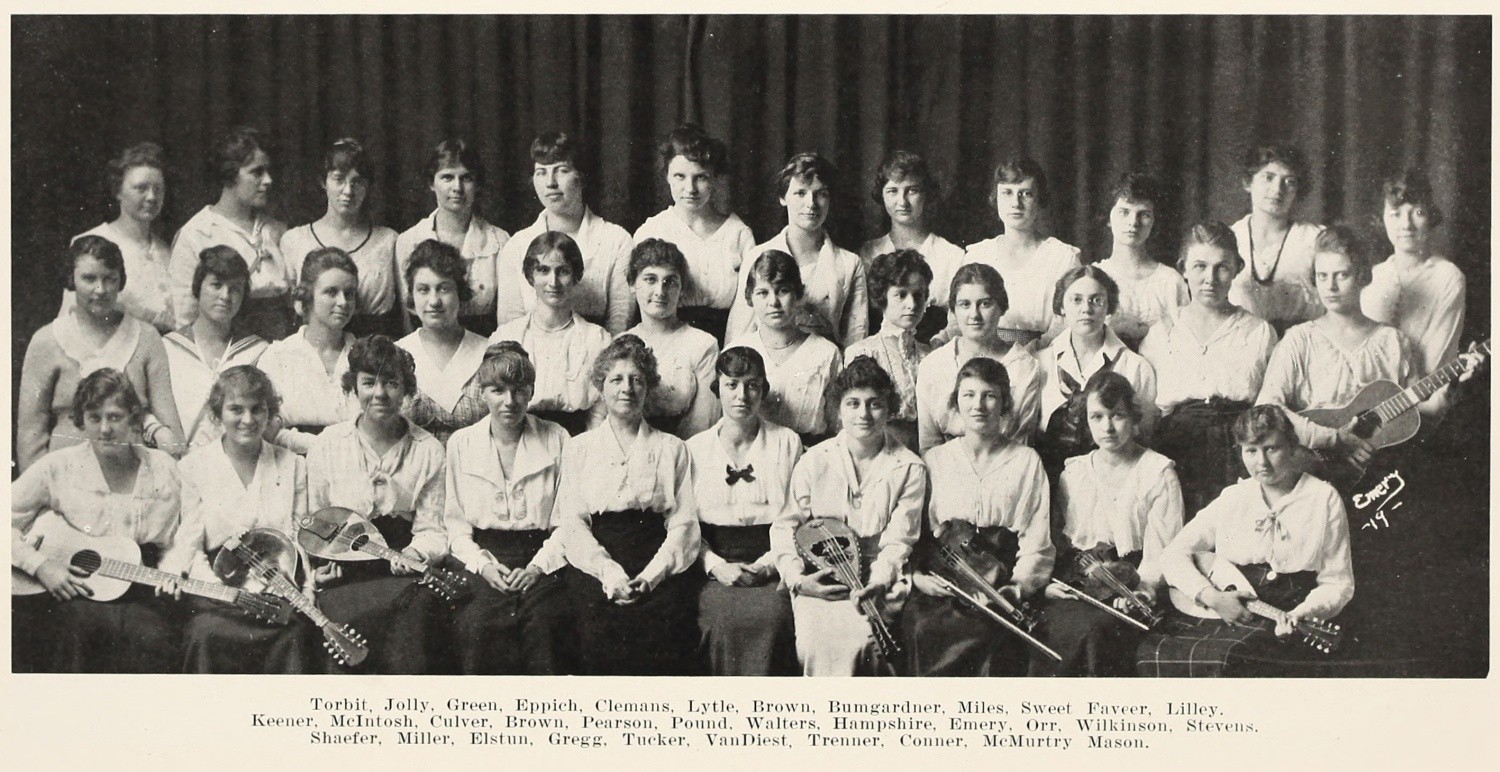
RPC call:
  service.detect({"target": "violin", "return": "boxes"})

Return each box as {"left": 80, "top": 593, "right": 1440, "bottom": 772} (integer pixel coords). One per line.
{"left": 927, "top": 519, "right": 1060, "bottom": 661}
{"left": 1050, "top": 545, "right": 1162, "bottom": 631}
{"left": 793, "top": 517, "right": 904, "bottom": 670}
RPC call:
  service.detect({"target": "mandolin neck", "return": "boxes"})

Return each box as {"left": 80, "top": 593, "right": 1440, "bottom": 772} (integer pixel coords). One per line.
{"left": 95, "top": 558, "right": 241, "bottom": 605}
{"left": 1245, "top": 599, "right": 1290, "bottom": 626}
{"left": 359, "top": 540, "right": 426, "bottom": 574}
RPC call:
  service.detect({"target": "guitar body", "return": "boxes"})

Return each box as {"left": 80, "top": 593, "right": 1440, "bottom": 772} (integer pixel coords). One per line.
{"left": 213, "top": 529, "right": 300, "bottom": 593}
{"left": 11, "top": 514, "right": 140, "bottom": 602}
{"left": 1300, "top": 379, "right": 1421, "bottom": 450}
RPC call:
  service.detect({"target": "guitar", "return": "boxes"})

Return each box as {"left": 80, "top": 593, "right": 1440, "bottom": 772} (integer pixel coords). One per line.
{"left": 295, "top": 507, "right": 472, "bottom": 603}
{"left": 11, "top": 514, "right": 291, "bottom": 625}
{"left": 794, "top": 518, "right": 904, "bottom": 669}
{"left": 215, "top": 529, "right": 369, "bottom": 667}
{"left": 1301, "top": 339, "right": 1490, "bottom": 478}
{"left": 1168, "top": 551, "right": 1343, "bottom": 655}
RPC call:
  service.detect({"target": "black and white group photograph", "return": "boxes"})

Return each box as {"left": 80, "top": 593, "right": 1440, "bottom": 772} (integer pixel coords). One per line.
{"left": 6, "top": 12, "right": 1492, "bottom": 686}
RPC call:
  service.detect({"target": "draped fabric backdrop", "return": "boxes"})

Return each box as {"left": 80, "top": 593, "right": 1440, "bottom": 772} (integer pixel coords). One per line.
{"left": 10, "top": 14, "right": 1491, "bottom": 425}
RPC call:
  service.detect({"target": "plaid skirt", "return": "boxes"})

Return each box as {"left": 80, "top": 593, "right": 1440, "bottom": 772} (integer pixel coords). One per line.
{"left": 1135, "top": 612, "right": 1277, "bottom": 677}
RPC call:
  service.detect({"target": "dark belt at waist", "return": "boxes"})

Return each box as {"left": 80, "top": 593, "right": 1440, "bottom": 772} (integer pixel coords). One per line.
{"left": 700, "top": 523, "right": 771, "bottom": 564}
{"left": 1168, "top": 398, "right": 1253, "bottom": 418}
{"left": 472, "top": 528, "right": 551, "bottom": 567}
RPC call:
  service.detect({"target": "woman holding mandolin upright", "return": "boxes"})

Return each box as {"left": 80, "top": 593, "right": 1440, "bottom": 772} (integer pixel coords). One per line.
{"left": 306, "top": 335, "right": 450, "bottom": 673}
{"left": 165, "top": 366, "right": 313, "bottom": 673}
{"left": 443, "top": 342, "right": 577, "bottom": 675}
{"left": 903, "top": 356, "right": 1054, "bottom": 677}
{"left": 772, "top": 356, "right": 926, "bottom": 676}
{"left": 11, "top": 369, "right": 183, "bottom": 673}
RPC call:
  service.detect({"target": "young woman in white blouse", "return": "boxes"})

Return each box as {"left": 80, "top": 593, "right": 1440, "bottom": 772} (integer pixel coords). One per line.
{"left": 1229, "top": 143, "right": 1325, "bottom": 334}
{"left": 555, "top": 335, "right": 703, "bottom": 675}
{"left": 845, "top": 249, "right": 933, "bottom": 452}
{"left": 1362, "top": 168, "right": 1467, "bottom": 375}
{"left": 307, "top": 335, "right": 450, "bottom": 673}
{"left": 1141, "top": 222, "right": 1278, "bottom": 517}
{"left": 1094, "top": 172, "right": 1188, "bottom": 349}
{"left": 915, "top": 263, "right": 1043, "bottom": 453}
{"left": 489, "top": 231, "right": 613, "bottom": 436}
{"left": 65, "top": 142, "right": 175, "bottom": 332}
{"left": 258, "top": 247, "right": 360, "bottom": 454}
{"left": 959, "top": 154, "right": 1082, "bottom": 349}
{"left": 443, "top": 342, "right": 576, "bottom": 675}
{"left": 495, "top": 132, "right": 634, "bottom": 334}
{"left": 1035, "top": 264, "right": 1158, "bottom": 477}
{"left": 11, "top": 369, "right": 183, "bottom": 672}
{"left": 279, "top": 138, "right": 402, "bottom": 338}
{"left": 398, "top": 240, "right": 493, "bottom": 444}
{"left": 904, "top": 356, "right": 1053, "bottom": 677}
{"left": 773, "top": 356, "right": 926, "bottom": 676}
{"left": 163, "top": 246, "right": 270, "bottom": 453}
{"left": 169, "top": 126, "right": 294, "bottom": 340}
{"left": 625, "top": 238, "right": 721, "bottom": 439}
{"left": 726, "top": 152, "right": 868, "bottom": 348}
{"left": 859, "top": 151, "right": 964, "bottom": 341}
{"left": 686, "top": 347, "right": 803, "bottom": 676}
{"left": 395, "top": 139, "right": 508, "bottom": 336}
{"left": 730, "top": 250, "right": 843, "bottom": 446}
{"left": 1036, "top": 372, "right": 1183, "bottom": 677}
{"left": 634, "top": 125, "right": 756, "bottom": 344}
{"left": 166, "top": 366, "right": 313, "bottom": 673}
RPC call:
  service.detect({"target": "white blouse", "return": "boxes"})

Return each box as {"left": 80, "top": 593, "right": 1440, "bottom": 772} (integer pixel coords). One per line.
{"left": 628, "top": 322, "right": 721, "bottom": 439}
{"left": 397, "top": 329, "right": 490, "bottom": 414}
{"left": 915, "top": 338, "right": 1043, "bottom": 451}
{"left": 845, "top": 327, "right": 928, "bottom": 422}
{"left": 1038, "top": 326, "right": 1159, "bottom": 435}
{"left": 443, "top": 416, "right": 569, "bottom": 575}
{"left": 307, "top": 420, "right": 449, "bottom": 562}
{"left": 161, "top": 330, "right": 270, "bottom": 452}
{"left": 1162, "top": 474, "right": 1354, "bottom": 620}
{"left": 166, "top": 440, "right": 307, "bottom": 581}
{"left": 11, "top": 443, "right": 181, "bottom": 576}
{"left": 730, "top": 331, "right": 843, "bottom": 437}
{"left": 962, "top": 236, "right": 1082, "bottom": 344}
{"left": 686, "top": 419, "right": 804, "bottom": 570}
{"left": 858, "top": 231, "right": 966, "bottom": 308}
{"left": 1095, "top": 257, "right": 1189, "bottom": 345}
{"left": 489, "top": 313, "right": 611, "bottom": 415}
{"left": 498, "top": 208, "right": 635, "bottom": 334}
{"left": 279, "top": 224, "right": 401, "bottom": 316}
{"left": 169, "top": 207, "right": 292, "bottom": 328}
{"left": 727, "top": 228, "right": 869, "bottom": 349}
{"left": 1256, "top": 321, "right": 1424, "bottom": 450}
{"left": 634, "top": 209, "right": 757, "bottom": 310}
{"left": 1140, "top": 306, "right": 1279, "bottom": 412}
{"left": 66, "top": 223, "right": 175, "bottom": 332}
{"left": 1055, "top": 449, "right": 1184, "bottom": 594}
{"left": 924, "top": 439, "right": 1054, "bottom": 595}
{"left": 773, "top": 434, "right": 926, "bottom": 587}
{"left": 1228, "top": 217, "right": 1324, "bottom": 328}
{"left": 258, "top": 328, "right": 358, "bottom": 454}
{"left": 395, "top": 211, "right": 509, "bottom": 320}
{"left": 554, "top": 421, "right": 701, "bottom": 591}
{"left": 1362, "top": 255, "right": 1466, "bottom": 375}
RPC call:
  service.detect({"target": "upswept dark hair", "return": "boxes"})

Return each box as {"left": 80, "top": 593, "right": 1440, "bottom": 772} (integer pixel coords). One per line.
{"left": 405, "top": 239, "right": 474, "bottom": 305}
{"left": 1082, "top": 370, "right": 1141, "bottom": 423}
{"left": 1241, "top": 142, "right": 1312, "bottom": 196}
{"left": 628, "top": 238, "right": 690, "bottom": 285}
{"left": 325, "top": 137, "right": 374, "bottom": 180}
{"left": 66, "top": 235, "right": 127, "bottom": 292}
{"left": 214, "top": 126, "right": 270, "bottom": 189}
{"left": 827, "top": 355, "right": 900, "bottom": 429}
{"left": 427, "top": 138, "right": 485, "bottom": 187}
{"left": 1381, "top": 168, "right": 1444, "bottom": 229}
{"left": 870, "top": 150, "right": 940, "bottom": 211}
{"left": 208, "top": 365, "right": 282, "bottom": 423}
{"left": 1176, "top": 221, "right": 1243, "bottom": 275}
{"left": 1312, "top": 224, "right": 1374, "bottom": 287}
{"left": 476, "top": 340, "right": 536, "bottom": 393}
{"left": 868, "top": 250, "right": 933, "bottom": 312}
{"left": 107, "top": 142, "right": 166, "bottom": 201}
{"left": 658, "top": 124, "right": 729, "bottom": 177}
{"left": 947, "top": 262, "right": 1009, "bottom": 316}
{"left": 192, "top": 245, "right": 251, "bottom": 299}
{"left": 709, "top": 346, "right": 769, "bottom": 398}
{"left": 988, "top": 154, "right": 1050, "bottom": 210}
{"left": 294, "top": 247, "right": 360, "bottom": 318}
{"left": 947, "top": 356, "right": 1012, "bottom": 415}
{"left": 744, "top": 250, "right": 806, "bottom": 305}
{"left": 1052, "top": 264, "right": 1121, "bottom": 316}
{"left": 1232, "top": 404, "right": 1299, "bottom": 447}
{"left": 590, "top": 333, "right": 660, "bottom": 393}
{"left": 531, "top": 131, "right": 591, "bottom": 182}
{"left": 341, "top": 334, "right": 417, "bottom": 395}
{"left": 775, "top": 152, "right": 837, "bottom": 199}
{"left": 71, "top": 368, "right": 145, "bottom": 431}
{"left": 522, "top": 231, "right": 585, "bottom": 285}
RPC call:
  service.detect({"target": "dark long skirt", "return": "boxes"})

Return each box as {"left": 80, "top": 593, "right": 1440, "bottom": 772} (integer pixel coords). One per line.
{"left": 1029, "top": 599, "right": 1143, "bottom": 677}
{"left": 451, "top": 529, "right": 577, "bottom": 675}
{"left": 696, "top": 524, "right": 797, "bottom": 676}
{"left": 14, "top": 586, "right": 179, "bottom": 673}
{"left": 902, "top": 591, "right": 1030, "bottom": 676}
{"left": 1154, "top": 399, "right": 1250, "bottom": 519}
{"left": 180, "top": 595, "right": 313, "bottom": 674}
{"left": 563, "top": 509, "right": 702, "bottom": 676}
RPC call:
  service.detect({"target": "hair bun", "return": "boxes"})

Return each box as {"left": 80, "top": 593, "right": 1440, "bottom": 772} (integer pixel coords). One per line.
{"left": 484, "top": 340, "right": 530, "bottom": 360}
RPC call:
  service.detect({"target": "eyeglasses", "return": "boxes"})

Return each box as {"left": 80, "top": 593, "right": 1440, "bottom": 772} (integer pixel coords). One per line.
{"left": 1066, "top": 295, "right": 1108, "bottom": 309}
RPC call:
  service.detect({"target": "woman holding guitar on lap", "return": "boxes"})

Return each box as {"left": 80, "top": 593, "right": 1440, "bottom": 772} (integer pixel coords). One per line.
{"left": 772, "top": 356, "right": 926, "bottom": 676}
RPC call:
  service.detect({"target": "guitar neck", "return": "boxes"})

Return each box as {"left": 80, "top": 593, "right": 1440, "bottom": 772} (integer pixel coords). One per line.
{"left": 1375, "top": 340, "right": 1490, "bottom": 419}
{"left": 95, "top": 558, "right": 242, "bottom": 605}
{"left": 360, "top": 541, "right": 426, "bottom": 574}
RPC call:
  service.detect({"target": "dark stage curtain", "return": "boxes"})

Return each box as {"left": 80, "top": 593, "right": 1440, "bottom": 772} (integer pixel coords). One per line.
{"left": 10, "top": 14, "right": 1491, "bottom": 429}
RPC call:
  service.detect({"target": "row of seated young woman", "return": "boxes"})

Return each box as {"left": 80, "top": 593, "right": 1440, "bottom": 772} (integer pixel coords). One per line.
{"left": 13, "top": 126, "right": 1483, "bottom": 676}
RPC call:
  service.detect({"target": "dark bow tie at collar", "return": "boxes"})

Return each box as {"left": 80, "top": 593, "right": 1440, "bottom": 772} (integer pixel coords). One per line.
{"left": 726, "top": 464, "right": 756, "bottom": 485}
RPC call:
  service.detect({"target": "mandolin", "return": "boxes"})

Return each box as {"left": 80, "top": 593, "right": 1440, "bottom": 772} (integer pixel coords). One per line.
{"left": 1168, "top": 551, "right": 1343, "bottom": 655}
{"left": 215, "top": 528, "right": 369, "bottom": 666}
{"left": 295, "top": 507, "right": 472, "bottom": 602}
{"left": 793, "top": 517, "right": 904, "bottom": 668}
{"left": 12, "top": 514, "right": 291, "bottom": 625}
{"left": 1301, "top": 339, "right": 1489, "bottom": 478}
